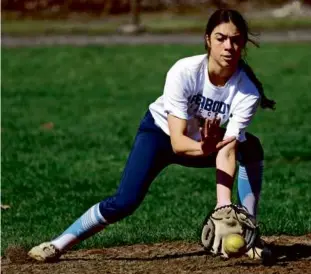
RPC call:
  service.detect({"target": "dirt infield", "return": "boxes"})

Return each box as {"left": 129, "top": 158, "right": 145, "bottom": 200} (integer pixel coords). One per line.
{"left": 2, "top": 235, "right": 311, "bottom": 274}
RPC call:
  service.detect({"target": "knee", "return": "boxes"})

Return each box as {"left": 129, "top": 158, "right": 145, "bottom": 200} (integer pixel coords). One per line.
{"left": 238, "top": 133, "right": 264, "bottom": 164}
{"left": 99, "top": 194, "right": 141, "bottom": 224}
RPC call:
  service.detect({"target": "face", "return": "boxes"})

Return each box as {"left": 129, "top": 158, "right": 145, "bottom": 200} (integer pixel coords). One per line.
{"left": 206, "top": 21, "right": 245, "bottom": 70}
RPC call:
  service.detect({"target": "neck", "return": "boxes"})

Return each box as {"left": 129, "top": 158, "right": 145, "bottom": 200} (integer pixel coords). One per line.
{"left": 208, "top": 58, "right": 237, "bottom": 87}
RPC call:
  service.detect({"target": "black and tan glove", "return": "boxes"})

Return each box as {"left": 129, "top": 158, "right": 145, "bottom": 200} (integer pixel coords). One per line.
{"left": 201, "top": 204, "right": 258, "bottom": 258}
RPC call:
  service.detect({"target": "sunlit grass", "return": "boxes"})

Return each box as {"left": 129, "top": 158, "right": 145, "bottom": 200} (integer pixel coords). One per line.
{"left": 2, "top": 44, "right": 311, "bottom": 253}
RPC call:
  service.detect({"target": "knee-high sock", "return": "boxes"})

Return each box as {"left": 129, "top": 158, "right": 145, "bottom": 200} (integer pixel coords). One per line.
{"left": 237, "top": 161, "right": 263, "bottom": 217}
{"left": 51, "top": 203, "right": 107, "bottom": 251}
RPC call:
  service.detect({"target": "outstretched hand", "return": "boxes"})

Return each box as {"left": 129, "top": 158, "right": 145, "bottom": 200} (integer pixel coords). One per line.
{"left": 200, "top": 117, "right": 235, "bottom": 155}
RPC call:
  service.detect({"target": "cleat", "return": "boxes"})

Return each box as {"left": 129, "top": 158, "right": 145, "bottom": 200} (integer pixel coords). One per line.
{"left": 246, "top": 246, "right": 264, "bottom": 259}
{"left": 28, "top": 242, "right": 62, "bottom": 262}
{"left": 246, "top": 236, "right": 267, "bottom": 259}
{"left": 246, "top": 237, "right": 275, "bottom": 265}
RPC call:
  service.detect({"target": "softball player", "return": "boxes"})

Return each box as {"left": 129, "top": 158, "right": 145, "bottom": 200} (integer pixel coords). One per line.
{"left": 28, "top": 9, "right": 275, "bottom": 262}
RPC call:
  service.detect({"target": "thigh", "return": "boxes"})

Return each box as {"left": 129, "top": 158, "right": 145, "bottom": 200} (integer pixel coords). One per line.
{"left": 116, "top": 111, "right": 173, "bottom": 200}
{"left": 99, "top": 115, "right": 174, "bottom": 222}
{"left": 172, "top": 152, "right": 217, "bottom": 168}
{"left": 136, "top": 110, "right": 217, "bottom": 170}
{"left": 238, "top": 132, "right": 264, "bottom": 165}
{"left": 117, "top": 131, "right": 171, "bottom": 199}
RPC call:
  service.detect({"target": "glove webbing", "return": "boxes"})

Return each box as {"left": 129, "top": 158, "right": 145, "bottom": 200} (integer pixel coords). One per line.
{"left": 201, "top": 204, "right": 258, "bottom": 253}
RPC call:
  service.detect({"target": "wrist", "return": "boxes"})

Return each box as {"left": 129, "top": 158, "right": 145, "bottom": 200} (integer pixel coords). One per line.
{"left": 215, "top": 202, "right": 232, "bottom": 209}
{"left": 216, "top": 170, "right": 234, "bottom": 208}
{"left": 200, "top": 141, "right": 214, "bottom": 156}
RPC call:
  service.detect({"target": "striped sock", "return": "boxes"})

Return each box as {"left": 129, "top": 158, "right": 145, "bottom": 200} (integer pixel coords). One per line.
{"left": 237, "top": 161, "right": 263, "bottom": 217}
{"left": 51, "top": 203, "right": 107, "bottom": 251}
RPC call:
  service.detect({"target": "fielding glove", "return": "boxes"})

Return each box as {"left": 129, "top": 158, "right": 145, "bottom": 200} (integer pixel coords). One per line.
{"left": 201, "top": 204, "right": 258, "bottom": 258}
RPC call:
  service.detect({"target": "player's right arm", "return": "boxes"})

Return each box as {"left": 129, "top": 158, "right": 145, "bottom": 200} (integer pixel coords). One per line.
{"left": 168, "top": 114, "right": 203, "bottom": 156}
{"left": 168, "top": 115, "right": 235, "bottom": 157}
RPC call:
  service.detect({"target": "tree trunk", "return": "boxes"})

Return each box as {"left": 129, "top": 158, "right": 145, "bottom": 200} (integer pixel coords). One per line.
{"left": 130, "top": 0, "right": 140, "bottom": 25}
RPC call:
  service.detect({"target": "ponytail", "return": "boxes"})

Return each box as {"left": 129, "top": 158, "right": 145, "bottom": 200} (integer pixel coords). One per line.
{"left": 239, "top": 60, "right": 276, "bottom": 110}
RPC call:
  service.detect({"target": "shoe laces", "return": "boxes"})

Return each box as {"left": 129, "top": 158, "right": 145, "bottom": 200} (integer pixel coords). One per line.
{"left": 43, "top": 244, "right": 58, "bottom": 257}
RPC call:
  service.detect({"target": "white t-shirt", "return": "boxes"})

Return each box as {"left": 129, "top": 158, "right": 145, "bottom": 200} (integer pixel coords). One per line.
{"left": 149, "top": 54, "right": 260, "bottom": 142}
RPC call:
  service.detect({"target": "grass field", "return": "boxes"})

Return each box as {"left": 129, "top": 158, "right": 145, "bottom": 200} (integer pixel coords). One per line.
{"left": 3, "top": 13, "right": 311, "bottom": 35}
{"left": 2, "top": 43, "right": 311, "bottom": 254}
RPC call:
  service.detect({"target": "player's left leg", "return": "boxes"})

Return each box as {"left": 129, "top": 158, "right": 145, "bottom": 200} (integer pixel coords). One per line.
{"left": 172, "top": 130, "right": 264, "bottom": 219}
{"left": 237, "top": 133, "right": 270, "bottom": 260}
{"left": 237, "top": 133, "right": 264, "bottom": 217}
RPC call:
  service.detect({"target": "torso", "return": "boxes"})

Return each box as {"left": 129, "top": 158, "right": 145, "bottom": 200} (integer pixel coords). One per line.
{"left": 149, "top": 54, "right": 259, "bottom": 141}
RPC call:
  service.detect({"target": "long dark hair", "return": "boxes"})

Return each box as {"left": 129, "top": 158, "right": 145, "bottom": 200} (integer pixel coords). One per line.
{"left": 205, "top": 9, "right": 275, "bottom": 110}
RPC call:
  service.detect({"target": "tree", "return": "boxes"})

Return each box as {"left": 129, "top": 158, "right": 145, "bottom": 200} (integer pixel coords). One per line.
{"left": 119, "top": 0, "right": 145, "bottom": 34}
{"left": 130, "top": 0, "right": 140, "bottom": 26}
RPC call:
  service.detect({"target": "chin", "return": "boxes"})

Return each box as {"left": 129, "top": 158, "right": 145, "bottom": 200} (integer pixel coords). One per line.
{"left": 220, "top": 61, "right": 232, "bottom": 68}
{"left": 221, "top": 60, "right": 238, "bottom": 69}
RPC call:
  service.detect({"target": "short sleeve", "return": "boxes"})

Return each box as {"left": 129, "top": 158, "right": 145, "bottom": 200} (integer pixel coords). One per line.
{"left": 163, "top": 63, "right": 191, "bottom": 120}
{"left": 224, "top": 95, "right": 259, "bottom": 142}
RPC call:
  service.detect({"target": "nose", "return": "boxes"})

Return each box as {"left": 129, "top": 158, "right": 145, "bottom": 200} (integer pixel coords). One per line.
{"left": 224, "top": 38, "right": 233, "bottom": 50}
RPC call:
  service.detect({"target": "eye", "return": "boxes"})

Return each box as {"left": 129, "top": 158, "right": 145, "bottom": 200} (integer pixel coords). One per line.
{"left": 231, "top": 37, "right": 243, "bottom": 45}
{"left": 216, "top": 37, "right": 225, "bottom": 42}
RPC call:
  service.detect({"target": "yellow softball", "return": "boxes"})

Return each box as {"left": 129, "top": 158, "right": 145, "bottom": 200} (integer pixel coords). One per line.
{"left": 223, "top": 234, "right": 247, "bottom": 257}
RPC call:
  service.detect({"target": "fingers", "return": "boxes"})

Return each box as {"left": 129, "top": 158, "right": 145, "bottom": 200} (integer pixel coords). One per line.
{"left": 215, "top": 117, "right": 221, "bottom": 127}
{"left": 215, "top": 136, "right": 236, "bottom": 150}
{"left": 200, "top": 127, "right": 204, "bottom": 140}
{"left": 211, "top": 115, "right": 221, "bottom": 127}
{"left": 204, "top": 119, "right": 210, "bottom": 138}
{"left": 209, "top": 117, "right": 221, "bottom": 137}
{"left": 201, "top": 116, "right": 221, "bottom": 140}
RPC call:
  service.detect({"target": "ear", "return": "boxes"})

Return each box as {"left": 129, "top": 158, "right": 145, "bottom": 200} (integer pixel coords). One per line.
{"left": 205, "top": 35, "right": 211, "bottom": 48}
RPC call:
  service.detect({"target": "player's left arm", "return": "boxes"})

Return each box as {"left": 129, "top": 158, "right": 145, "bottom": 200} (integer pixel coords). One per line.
{"left": 215, "top": 95, "right": 260, "bottom": 207}
{"left": 216, "top": 138, "right": 238, "bottom": 207}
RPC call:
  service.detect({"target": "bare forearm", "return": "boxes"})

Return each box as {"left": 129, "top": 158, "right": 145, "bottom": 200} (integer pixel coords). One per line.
{"left": 171, "top": 135, "right": 204, "bottom": 156}
{"left": 216, "top": 147, "right": 236, "bottom": 176}
{"left": 215, "top": 141, "right": 237, "bottom": 206}
{"left": 167, "top": 115, "right": 235, "bottom": 158}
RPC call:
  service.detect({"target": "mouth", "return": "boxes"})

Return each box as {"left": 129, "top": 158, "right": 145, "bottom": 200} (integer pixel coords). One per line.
{"left": 222, "top": 55, "right": 233, "bottom": 60}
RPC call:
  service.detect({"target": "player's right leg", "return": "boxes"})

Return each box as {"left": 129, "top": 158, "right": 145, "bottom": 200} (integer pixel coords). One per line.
{"left": 28, "top": 111, "right": 173, "bottom": 262}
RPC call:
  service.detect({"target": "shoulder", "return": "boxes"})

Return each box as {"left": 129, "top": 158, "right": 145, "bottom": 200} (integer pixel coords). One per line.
{"left": 168, "top": 54, "right": 207, "bottom": 76}
{"left": 237, "top": 69, "right": 261, "bottom": 99}
{"left": 231, "top": 70, "right": 261, "bottom": 110}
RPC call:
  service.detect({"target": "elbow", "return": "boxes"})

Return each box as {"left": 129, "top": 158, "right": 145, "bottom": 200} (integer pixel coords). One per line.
{"left": 229, "top": 140, "right": 238, "bottom": 154}
{"left": 219, "top": 139, "right": 238, "bottom": 158}
{"left": 170, "top": 134, "right": 186, "bottom": 155}
{"left": 228, "top": 146, "right": 238, "bottom": 160}
{"left": 228, "top": 141, "right": 238, "bottom": 158}
{"left": 171, "top": 143, "right": 184, "bottom": 155}
{"left": 170, "top": 138, "right": 186, "bottom": 155}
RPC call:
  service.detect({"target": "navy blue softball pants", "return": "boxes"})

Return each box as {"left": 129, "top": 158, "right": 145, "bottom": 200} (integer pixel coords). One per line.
{"left": 99, "top": 110, "right": 263, "bottom": 223}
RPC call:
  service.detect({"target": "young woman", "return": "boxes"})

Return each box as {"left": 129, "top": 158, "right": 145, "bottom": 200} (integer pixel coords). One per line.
{"left": 28, "top": 9, "right": 275, "bottom": 262}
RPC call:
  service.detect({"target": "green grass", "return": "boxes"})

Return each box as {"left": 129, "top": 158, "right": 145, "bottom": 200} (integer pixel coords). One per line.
{"left": 2, "top": 12, "right": 311, "bottom": 35}
{"left": 2, "top": 44, "right": 311, "bottom": 253}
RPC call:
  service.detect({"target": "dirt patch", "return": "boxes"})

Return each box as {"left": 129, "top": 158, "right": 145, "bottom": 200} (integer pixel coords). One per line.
{"left": 2, "top": 235, "right": 311, "bottom": 274}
